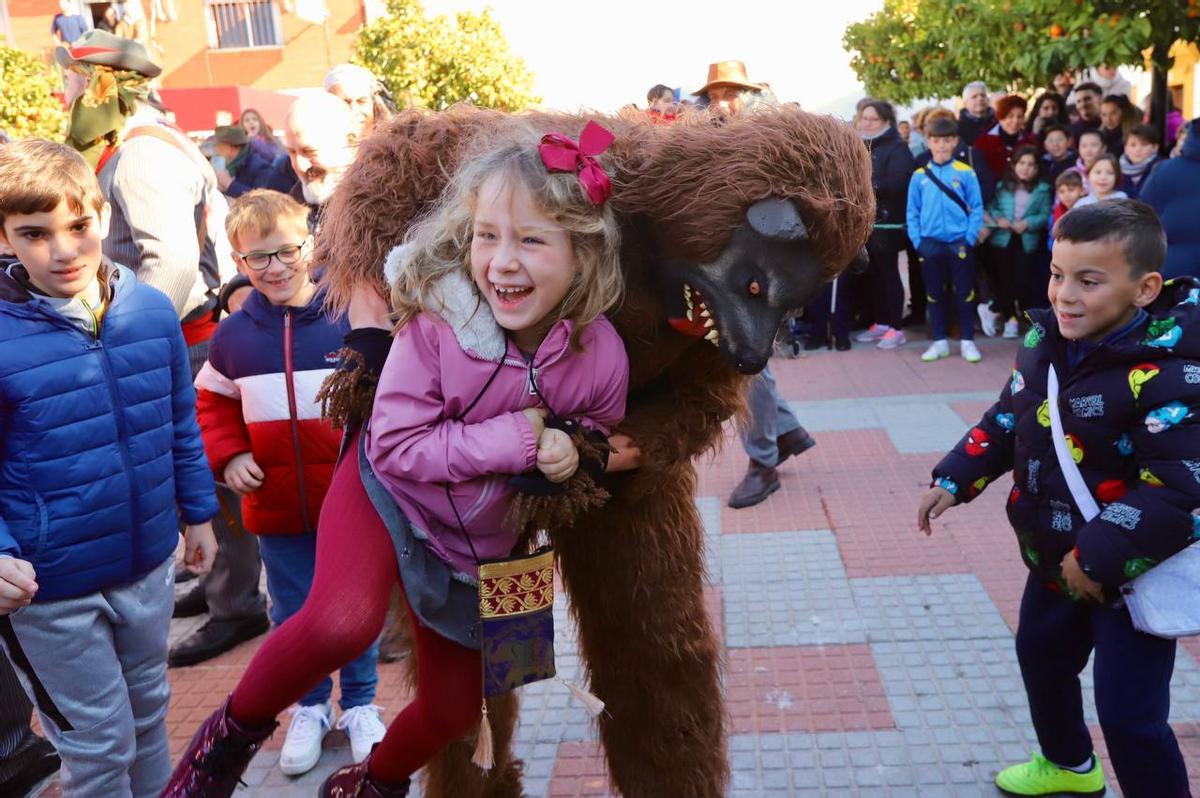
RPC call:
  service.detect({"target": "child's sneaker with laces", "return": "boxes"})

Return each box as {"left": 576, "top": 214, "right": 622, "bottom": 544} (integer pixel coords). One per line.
{"left": 856, "top": 323, "right": 890, "bottom": 342}
{"left": 335, "top": 704, "right": 387, "bottom": 764}
{"left": 877, "top": 329, "right": 906, "bottom": 350}
{"left": 995, "top": 752, "right": 1106, "bottom": 796}
{"left": 921, "top": 340, "right": 950, "bottom": 362}
{"left": 960, "top": 340, "right": 982, "bottom": 363}
{"left": 978, "top": 304, "right": 1000, "bottom": 337}
{"left": 279, "top": 702, "right": 332, "bottom": 775}
{"left": 1003, "top": 317, "right": 1020, "bottom": 338}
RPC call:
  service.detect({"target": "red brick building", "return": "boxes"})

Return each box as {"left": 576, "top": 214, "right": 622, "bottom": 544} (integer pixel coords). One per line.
{"left": 4, "top": 0, "right": 383, "bottom": 129}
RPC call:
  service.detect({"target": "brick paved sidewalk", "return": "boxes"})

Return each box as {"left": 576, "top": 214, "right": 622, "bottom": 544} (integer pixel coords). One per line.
{"left": 32, "top": 335, "right": 1200, "bottom": 796}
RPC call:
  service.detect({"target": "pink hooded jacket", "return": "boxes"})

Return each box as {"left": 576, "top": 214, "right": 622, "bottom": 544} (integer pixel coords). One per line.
{"left": 366, "top": 271, "right": 629, "bottom": 577}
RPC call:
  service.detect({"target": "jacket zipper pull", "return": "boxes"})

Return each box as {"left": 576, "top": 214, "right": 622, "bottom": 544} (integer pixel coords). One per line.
{"left": 527, "top": 366, "right": 539, "bottom": 396}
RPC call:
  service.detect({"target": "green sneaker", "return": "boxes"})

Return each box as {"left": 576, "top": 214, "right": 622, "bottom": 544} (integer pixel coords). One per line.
{"left": 995, "top": 752, "right": 1107, "bottom": 796}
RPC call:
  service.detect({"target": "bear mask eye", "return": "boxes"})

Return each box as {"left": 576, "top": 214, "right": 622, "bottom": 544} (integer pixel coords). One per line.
{"left": 748, "top": 279, "right": 762, "bottom": 297}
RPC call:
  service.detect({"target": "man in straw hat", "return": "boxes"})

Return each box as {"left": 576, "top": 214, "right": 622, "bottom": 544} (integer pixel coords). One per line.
{"left": 58, "top": 31, "right": 271, "bottom": 668}
{"left": 695, "top": 61, "right": 819, "bottom": 509}
{"left": 694, "top": 59, "right": 771, "bottom": 119}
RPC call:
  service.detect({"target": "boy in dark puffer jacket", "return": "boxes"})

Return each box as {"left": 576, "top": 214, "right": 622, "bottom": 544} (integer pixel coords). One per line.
{"left": 0, "top": 140, "right": 218, "bottom": 797}
{"left": 194, "top": 190, "right": 383, "bottom": 776}
{"left": 918, "top": 200, "right": 1195, "bottom": 798}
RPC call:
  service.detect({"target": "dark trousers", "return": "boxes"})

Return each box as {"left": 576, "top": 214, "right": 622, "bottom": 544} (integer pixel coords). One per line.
{"left": 919, "top": 239, "right": 976, "bottom": 341}
{"left": 866, "top": 233, "right": 905, "bottom": 330}
{"left": 988, "top": 236, "right": 1033, "bottom": 320}
{"left": 1016, "top": 575, "right": 1190, "bottom": 798}
{"left": 187, "top": 339, "right": 265, "bottom": 622}
{"left": 806, "top": 278, "right": 849, "bottom": 341}
{"left": 0, "top": 652, "right": 36, "bottom": 781}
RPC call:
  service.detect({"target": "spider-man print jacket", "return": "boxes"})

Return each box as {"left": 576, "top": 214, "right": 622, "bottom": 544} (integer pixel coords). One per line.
{"left": 933, "top": 277, "right": 1200, "bottom": 592}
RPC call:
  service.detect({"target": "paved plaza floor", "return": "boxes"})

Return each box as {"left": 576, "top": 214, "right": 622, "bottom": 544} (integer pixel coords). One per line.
{"left": 33, "top": 334, "right": 1200, "bottom": 796}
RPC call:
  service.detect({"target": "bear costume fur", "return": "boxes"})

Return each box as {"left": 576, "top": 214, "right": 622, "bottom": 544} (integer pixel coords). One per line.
{"left": 316, "top": 104, "right": 873, "bottom": 797}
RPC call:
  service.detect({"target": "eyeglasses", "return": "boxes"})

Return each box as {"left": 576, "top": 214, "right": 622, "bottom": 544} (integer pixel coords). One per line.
{"left": 234, "top": 239, "right": 309, "bottom": 271}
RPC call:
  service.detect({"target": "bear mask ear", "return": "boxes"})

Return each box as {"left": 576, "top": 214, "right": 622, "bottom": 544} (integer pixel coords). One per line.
{"left": 746, "top": 198, "right": 808, "bottom": 242}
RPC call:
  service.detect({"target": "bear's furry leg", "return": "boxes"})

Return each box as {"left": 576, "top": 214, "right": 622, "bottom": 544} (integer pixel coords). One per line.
{"left": 555, "top": 464, "right": 727, "bottom": 797}
{"left": 420, "top": 692, "right": 525, "bottom": 798}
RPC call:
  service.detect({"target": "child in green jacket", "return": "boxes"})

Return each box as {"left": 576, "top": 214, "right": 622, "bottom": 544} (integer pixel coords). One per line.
{"left": 982, "top": 145, "right": 1053, "bottom": 338}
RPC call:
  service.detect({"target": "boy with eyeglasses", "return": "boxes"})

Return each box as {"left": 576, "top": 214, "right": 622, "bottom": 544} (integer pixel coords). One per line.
{"left": 194, "top": 189, "right": 385, "bottom": 776}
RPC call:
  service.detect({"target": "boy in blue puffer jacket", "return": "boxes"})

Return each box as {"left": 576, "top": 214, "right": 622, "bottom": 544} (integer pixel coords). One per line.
{"left": 907, "top": 115, "right": 985, "bottom": 364}
{"left": 918, "top": 200, "right": 1195, "bottom": 798}
{"left": 0, "top": 140, "right": 218, "bottom": 798}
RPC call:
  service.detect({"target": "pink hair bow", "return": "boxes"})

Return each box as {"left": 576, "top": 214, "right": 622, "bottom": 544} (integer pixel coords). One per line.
{"left": 537, "top": 120, "right": 615, "bottom": 206}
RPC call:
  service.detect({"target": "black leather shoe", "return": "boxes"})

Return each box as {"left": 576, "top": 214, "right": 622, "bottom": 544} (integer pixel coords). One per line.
{"left": 777, "top": 428, "right": 817, "bottom": 464}
{"left": 172, "top": 587, "right": 209, "bottom": 619}
{"left": 0, "top": 737, "right": 60, "bottom": 798}
{"left": 168, "top": 615, "right": 270, "bottom": 668}
{"left": 728, "top": 461, "right": 780, "bottom": 509}
{"left": 834, "top": 335, "right": 852, "bottom": 351}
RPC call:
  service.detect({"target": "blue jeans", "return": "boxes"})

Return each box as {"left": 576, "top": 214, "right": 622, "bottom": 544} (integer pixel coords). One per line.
{"left": 919, "top": 239, "right": 976, "bottom": 341}
{"left": 740, "top": 365, "right": 803, "bottom": 466}
{"left": 1016, "top": 574, "right": 1188, "bottom": 798}
{"left": 259, "top": 533, "right": 380, "bottom": 710}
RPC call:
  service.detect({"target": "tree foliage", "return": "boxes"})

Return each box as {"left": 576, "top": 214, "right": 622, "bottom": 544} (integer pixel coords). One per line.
{"left": 0, "top": 46, "right": 67, "bottom": 141}
{"left": 844, "top": 0, "right": 1200, "bottom": 104}
{"left": 354, "top": 0, "right": 539, "bottom": 111}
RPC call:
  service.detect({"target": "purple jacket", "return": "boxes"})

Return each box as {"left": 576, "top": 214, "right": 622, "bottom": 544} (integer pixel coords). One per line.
{"left": 366, "top": 280, "right": 628, "bottom": 576}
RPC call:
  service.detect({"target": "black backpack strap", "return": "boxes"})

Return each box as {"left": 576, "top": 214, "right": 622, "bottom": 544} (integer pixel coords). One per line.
{"left": 922, "top": 165, "right": 971, "bottom": 218}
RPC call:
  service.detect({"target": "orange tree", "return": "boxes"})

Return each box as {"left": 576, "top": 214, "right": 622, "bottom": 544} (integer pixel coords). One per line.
{"left": 0, "top": 45, "right": 67, "bottom": 140}
{"left": 844, "top": 0, "right": 1199, "bottom": 104}
{"left": 354, "top": 0, "right": 539, "bottom": 111}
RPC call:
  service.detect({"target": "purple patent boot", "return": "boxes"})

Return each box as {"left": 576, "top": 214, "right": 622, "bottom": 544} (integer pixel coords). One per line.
{"left": 318, "top": 757, "right": 410, "bottom": 797}
{"left": 160, "top": 696, "right": 276, "bottom": 797}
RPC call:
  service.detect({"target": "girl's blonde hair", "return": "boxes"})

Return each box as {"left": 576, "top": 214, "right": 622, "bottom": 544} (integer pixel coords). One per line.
{"left": 390, "top": 122, "right": 623, "bottom": 349}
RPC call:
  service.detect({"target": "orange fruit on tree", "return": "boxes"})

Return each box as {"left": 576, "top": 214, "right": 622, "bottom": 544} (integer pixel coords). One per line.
{"left": 1049, "top": 23, "right": 1064, "bottom": 38}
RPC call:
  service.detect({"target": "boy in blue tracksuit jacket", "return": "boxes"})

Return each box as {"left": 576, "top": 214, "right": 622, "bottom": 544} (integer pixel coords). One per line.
{"left": 0, "top": 140, "right": 218, "bottom": 798}
{"left": 907, "top": 116, "right": 985, "bottom": 363}
{"left": 918, "top": 201, "right": 1194, "bottom": 798}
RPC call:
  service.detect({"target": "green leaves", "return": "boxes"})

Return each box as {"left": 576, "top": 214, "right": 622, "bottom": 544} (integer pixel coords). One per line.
{"left": 0, "top": 46, "right": 68, "bottom": 141}
{"left": 843, "top": 0, "right": 1200, "bottom": 103}
{"left": 353, "top": 0, "right": 539, "bottom": 112}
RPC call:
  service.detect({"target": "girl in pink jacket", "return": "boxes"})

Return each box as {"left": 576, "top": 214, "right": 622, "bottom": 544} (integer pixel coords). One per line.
{"left": 357, "top": 122, "right": 627, "bottom": 795}
{"left": 163, "top": 121, "right": 628, "bottom": 798}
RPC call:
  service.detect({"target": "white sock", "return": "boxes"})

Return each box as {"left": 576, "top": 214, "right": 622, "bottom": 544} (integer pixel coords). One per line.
{"left": 1056, "top": 755, "right": 1094, "bottom": 773}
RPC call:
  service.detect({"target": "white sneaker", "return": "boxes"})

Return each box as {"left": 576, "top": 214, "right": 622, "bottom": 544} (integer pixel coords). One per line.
{"left": 279, "top": 702, "right": 332, "bottom": 775}
{"left": 856, "top": 323, "right": 890, "bottom": 343}
{"left": 977, "top": 305, "right": 999, "bottom": 337}
{"left": 1002, "top": 318, "right": 1019, "bottom": 338}
{"left": 960, "top": 340, "right": 983, "bottom": 363}
{"left": 335, "top": 704, "right": 387, "bottom": 764}
{"left": 921, "top": 340, "right": 950, "bottom": 362}
{"left": 877, "top": 329, "right": 907, "bottom": 350}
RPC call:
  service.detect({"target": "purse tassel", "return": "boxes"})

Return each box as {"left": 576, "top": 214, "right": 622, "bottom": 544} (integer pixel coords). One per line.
{"left": 558, "top": 677, "right": 605, "bottom": 716}
{"left": 472, "top": 699, "right": 494, "bottom": 770}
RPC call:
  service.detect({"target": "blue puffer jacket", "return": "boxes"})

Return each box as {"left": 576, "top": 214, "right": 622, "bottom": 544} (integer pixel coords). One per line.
{"left": 933, "top": 277, "right": 1200, "bottom": 595}
{"left": 0, "top": 262, "right": 218, "bottom": 601}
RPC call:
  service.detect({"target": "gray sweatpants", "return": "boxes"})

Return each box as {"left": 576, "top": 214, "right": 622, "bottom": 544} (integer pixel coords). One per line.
{"left": 0, "top": 557, "right": 174, "bottom": 798}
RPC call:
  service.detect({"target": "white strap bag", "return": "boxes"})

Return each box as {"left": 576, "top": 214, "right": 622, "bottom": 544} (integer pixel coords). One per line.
{"left": 1047, "top": 364, "right": 1200, "bottom": 638}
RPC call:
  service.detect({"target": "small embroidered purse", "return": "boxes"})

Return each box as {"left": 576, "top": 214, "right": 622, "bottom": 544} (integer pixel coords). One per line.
{"left": 477, "top": 547, "right": 557, "bottom": 696}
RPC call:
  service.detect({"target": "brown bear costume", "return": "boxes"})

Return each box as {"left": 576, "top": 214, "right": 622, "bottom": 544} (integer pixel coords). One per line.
{"left": 316, "top": 104, "right": 874, "bottom": 797}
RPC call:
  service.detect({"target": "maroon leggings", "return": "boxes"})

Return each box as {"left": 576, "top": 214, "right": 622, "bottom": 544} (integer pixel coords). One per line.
{"left": 229, "top": 434, "right": 482, "bottom": 784}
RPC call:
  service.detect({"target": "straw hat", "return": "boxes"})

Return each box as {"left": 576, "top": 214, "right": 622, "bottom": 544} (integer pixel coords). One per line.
{"left": 695, "top": 61, "right": 760, "bottom": 96}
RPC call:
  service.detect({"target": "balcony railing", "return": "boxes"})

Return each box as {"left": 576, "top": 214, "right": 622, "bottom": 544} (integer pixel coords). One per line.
{"left": 206, "top": 0, "right": 283, "bottom": 50}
